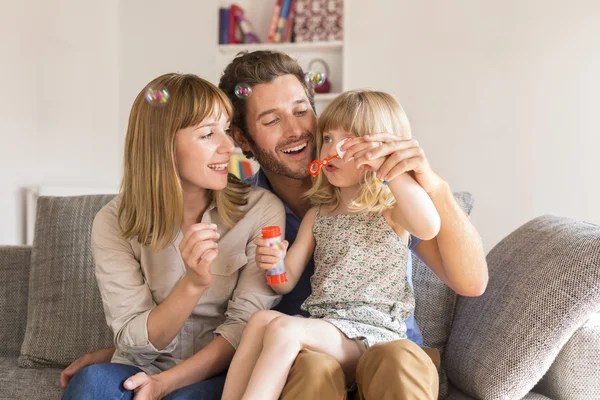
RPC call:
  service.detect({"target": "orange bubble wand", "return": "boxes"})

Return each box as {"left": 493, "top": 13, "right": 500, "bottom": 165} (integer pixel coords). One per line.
{"left": 307, "top": 138, "right": 387, "bottom": 184}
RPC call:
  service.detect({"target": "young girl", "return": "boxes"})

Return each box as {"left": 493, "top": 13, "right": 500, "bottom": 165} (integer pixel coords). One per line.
{"left": 221, "top": 90, "right": 441, "bottom": 400}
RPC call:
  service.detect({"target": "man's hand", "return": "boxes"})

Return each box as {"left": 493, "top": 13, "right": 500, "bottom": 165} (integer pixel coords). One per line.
{"left": 124, "top": 372, "right": 169, "bottom": 400}
{"left": 179, "top": 223, "right": 220, "bottom": 289}
{"left": 60, "top": 347, "right": 116, "bottom": 389}
{"left": 342, "top": 133, "right": 446, "bottom": 195}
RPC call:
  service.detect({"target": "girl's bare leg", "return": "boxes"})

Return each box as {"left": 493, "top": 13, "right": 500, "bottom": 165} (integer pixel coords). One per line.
{"left": 241, "top": 317, "right": 365, "bottom": 400}
{"left": 221, "top": 310, "right": 284, "bottom": 400}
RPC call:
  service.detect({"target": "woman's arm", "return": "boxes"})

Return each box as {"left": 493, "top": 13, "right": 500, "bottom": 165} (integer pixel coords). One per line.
{"left": 146, "top": 222, "right": 222, "bottom": 350}
{"left": 254, "top": 207, "right": 317, "bottom": 295}
{"left": 213, "top": 191, "right": 285, "bottom": 349}
{"left": 92, "top": 207, "right": 215, "bottom": 365}
{"left": 158, "top": 336, "right": 236, "bottom": 395}
{"left": 387, "top": 173, "right": 441, "bottom": 241}
{"left": 121, "top": 336, "right": 235, "bottom": 398}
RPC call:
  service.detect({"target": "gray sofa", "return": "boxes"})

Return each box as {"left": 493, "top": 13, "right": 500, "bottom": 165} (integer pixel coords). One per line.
{"left": 0, "top": 194, "right": 599, "bottom": 400}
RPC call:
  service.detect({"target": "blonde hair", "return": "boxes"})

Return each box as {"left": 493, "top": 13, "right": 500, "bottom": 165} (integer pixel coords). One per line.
{"left": 119, "top": 73, "right": 249, "bottom": 252}
{"left": 306, "top": 90, "right": 411, "bottom": 213}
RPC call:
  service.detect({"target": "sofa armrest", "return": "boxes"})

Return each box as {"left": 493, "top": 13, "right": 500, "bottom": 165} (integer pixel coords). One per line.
{"left": 0, "top": 245, "right": 32, "bottom": 357}
{"left": 534, "top": 311, "right": 600, "bottom": 400}
{"left": 445, "top": 215, "right": 600, "bottom": 400}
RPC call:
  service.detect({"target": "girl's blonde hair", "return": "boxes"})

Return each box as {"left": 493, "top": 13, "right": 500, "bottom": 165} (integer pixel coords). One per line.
{"left": 306, "top": 90, "right": 411, "bottom": 213}
{"left": 119, "top": 73, "right": 249, "bottom": 252}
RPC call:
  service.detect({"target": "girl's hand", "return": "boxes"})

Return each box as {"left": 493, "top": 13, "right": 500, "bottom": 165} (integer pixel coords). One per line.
{"left": 179, "top": 223, "right": 220, "bottom": 290}
{"left": 253, "top": 238, "right": 289, "bottom": 271}
{"left": 124, "top": 372, "right": 168, "bottom": 400}
{"left": 342, "top": 133, "right": 446, "bottom": 194}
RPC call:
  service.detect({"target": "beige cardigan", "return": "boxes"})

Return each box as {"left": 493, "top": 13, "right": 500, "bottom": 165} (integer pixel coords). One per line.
{"left": 91, "top": 186, "right": 285, "bottom": 374}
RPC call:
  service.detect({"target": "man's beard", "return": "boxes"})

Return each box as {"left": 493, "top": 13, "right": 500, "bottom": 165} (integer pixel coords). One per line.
{"left": 249, "top": 133, "right": 315, "bottom": 180}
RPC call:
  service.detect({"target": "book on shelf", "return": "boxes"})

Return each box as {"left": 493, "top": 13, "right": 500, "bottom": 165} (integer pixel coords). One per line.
{"left": 220, "top": 3, "right": 260, "bottom": 45}
{"left": 283, "top": 0, "right": 297, "bottom": 42}
{"left": 229, "top": 153, "right": 255, "bottom": 180}
{"left": 267, "top": 0, "right": 283, "bottom": 42}
{"left": 273, "top": 0, "right": 294, "bottom": 43}
{"left": 218, "top": 8, "right": 230, "bottom": 44}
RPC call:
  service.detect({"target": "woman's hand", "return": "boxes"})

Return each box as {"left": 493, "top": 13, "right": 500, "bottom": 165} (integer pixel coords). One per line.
{"left": 60, "top": 347, "right": 116, "bottom": 389}
{"left": 341, "top": 133, "right": 446, "bottom": 195}
{"left": 124, "top": 372, "right": 169, "bottom": 400}
{"left": 179, "top": 223, "right": 220, "bottom": 290}
{"left": 253, "top": 237, "right": 289, "bottom": 272}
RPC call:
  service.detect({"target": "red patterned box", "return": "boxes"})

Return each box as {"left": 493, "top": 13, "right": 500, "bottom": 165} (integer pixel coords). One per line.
{"left": 293, "top": 0, "right": 343, "bottom": 42}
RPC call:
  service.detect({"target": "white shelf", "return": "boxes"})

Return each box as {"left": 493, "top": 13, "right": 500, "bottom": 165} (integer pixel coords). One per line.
{"left": 218, "top": 41, "right": 343, "bottom": 55}
{"left": 315, "top": 93, "right": 340, "bottom": 101}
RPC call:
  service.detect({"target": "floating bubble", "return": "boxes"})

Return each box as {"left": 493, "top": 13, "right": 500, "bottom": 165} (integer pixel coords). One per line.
{"left": 235, "top": 83, "right": 252, "bottom": 99}
{"left": 304, "top": 71, "right": 326, "bottom": 88}
{"left": 145, "top": 86, "right": 170, "bottom": 106}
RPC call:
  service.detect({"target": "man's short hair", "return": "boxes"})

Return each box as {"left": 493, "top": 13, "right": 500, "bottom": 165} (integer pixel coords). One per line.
{"left": 218, "top": 51, "right": 315, "bottom": 158}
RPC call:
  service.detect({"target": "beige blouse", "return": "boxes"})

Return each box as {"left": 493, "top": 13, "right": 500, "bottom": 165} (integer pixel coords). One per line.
{"left": 91, "top": 186, "right": 285, "bottom": 374}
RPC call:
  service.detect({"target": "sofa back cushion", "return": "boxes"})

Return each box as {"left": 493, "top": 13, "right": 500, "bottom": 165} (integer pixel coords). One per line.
{"left": 413, "top": 191, "right": 474, "bottom": 398}
{"left": 0, "top": 246, "right": 31, "bottom": 357}
{"left": 19, "top": 195, "right": 116, "bottom": 368}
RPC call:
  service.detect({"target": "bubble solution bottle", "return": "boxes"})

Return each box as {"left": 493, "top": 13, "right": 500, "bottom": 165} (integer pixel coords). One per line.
{"left": 261, "top": 226, "right": 288, "bottom": 285}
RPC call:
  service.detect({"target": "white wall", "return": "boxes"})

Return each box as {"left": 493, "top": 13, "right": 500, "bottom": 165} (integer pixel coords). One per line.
{"left": 0, "top": 0, "right": 218, "bottom": 244}
{"left": 0, "top": 0, "right": 120, "bottom": 244}
{"left": 346, "top": 0, "right": 600, "bottom": 251}
{"left": 3, "top": 1, "right": 599, "bottom": 250}
{"left": 118, "top": 0, "right": 218, "bottom": 137}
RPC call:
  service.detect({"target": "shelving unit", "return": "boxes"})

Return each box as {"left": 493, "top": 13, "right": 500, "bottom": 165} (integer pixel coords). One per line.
{"left": 216, "top": 0, "right": 345, "bottom": 114}
{"left": 218, "top": 40, "right": 343, "bottom": 54}
{"left": 217, "top": 0, "right": 345, "bottom": 178}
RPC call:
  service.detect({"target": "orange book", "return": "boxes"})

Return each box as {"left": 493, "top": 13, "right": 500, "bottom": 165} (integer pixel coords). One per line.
{"left": 267, "top": 0, "right": 283, "bottom": 42}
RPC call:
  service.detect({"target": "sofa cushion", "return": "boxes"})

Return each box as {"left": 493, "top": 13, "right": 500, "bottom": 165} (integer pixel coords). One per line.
{"left": 447, "top": 384, "right": 554, "bottom": 400}
{"left": 445, "top": 215, "right": 600, "bottom": 400}
{"left": 413, "top": 191, "right": 474, "bottom": 399}
{"left": 19, "top": 195, "right": 116, "bottom": 368}
{"left": 534, "top": 311, "right": 600, "bottom": 400}
{"left": 0, "top": 246, "right": 31, "bottom": 357}
{"left": 0, "top": 356, "right": 63, "bottom": 399}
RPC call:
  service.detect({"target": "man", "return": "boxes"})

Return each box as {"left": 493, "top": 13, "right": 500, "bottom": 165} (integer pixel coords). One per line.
{"left": 61, "top": 51, "right": 488, "bottom": 399}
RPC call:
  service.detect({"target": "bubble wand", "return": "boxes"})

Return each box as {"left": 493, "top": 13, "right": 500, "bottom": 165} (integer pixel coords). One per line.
{"left": 308, "top": 139, "right": 387, "bottom": 185}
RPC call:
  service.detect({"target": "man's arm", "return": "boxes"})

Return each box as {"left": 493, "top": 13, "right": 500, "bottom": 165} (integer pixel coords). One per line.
{"left": 413, "top": 181, "right": 488, "bottom": 296}
{"left": 347, "top": 133, "right": 488, "bottom": 297}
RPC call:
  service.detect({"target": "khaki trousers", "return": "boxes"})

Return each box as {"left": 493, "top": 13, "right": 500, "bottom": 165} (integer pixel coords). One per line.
{"left": 280, "top": 339, "right": 439, "bottom": 400}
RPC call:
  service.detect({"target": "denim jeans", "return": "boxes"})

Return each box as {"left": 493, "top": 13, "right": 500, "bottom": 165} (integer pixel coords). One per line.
{"left": 62, "top": 363, "right": 226, "bottom": 400}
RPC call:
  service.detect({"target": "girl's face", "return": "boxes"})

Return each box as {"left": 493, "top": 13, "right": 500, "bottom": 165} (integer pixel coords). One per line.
{"left": 175, "top": 109, "right": 235, "bottom": 193}
{"left": 321, "top": 128, "right": 362, "bottom": 188}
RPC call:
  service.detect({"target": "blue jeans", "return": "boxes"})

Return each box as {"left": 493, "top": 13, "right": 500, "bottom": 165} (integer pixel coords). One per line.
{"left": 62, "top": 363, "right": 226, "bottom": 400}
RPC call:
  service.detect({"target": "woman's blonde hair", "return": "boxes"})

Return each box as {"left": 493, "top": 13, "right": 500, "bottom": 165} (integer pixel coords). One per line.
{"left": 306, "top": 90, "right": 411, "bottom": 213}
{"left": 119, "top": 73, "right": 249, "bottom": 252}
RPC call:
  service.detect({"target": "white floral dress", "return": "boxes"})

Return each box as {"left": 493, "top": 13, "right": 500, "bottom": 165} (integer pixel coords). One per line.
{"left": 301, "top": 207, "right": 415, "bottom": 348}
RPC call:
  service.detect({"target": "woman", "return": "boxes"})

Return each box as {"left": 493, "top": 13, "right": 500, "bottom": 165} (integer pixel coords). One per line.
{"left": 62, "top": 73, "right": 284, "bottom": 400}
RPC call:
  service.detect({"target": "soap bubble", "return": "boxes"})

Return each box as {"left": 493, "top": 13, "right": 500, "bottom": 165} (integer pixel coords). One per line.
{"left": 145, "top": 86, "right": 170, "bottom": 106}
{"left": 304, "top": 71, "right": 326, "bottom": 88}
{"left": 234, "top": 83, "right": 252, "bottom": 99}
